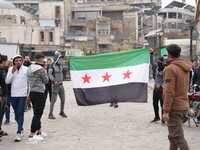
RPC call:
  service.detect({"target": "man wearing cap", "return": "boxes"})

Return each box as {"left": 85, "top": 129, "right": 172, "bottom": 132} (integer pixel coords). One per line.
{"left": 5, "top": 55, "right": 28, "bottom": 142}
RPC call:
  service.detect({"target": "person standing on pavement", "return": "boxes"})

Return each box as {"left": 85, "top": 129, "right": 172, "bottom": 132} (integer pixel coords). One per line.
{"left": 5, "top": 55, "right": 28, "bottom": 142}
{"left": 23, "top": 55, "right": 32, "bottom": 111}
{"left": 27, "top": 53, "right": 49, "bottom": 142}
{"left": 0, "top": 54, "right": 8, "bottom": 141}
{"left": 162, "top": 44, "right": 192, "bottom": 150}
{"left": 4, "top": 60, "right": 13, "bottom": 125}
{"left": 150, "top": 49, "right": 165, "bottom": 125}
{"left": 48, "top": 51, "right": 67, "bottom": 119}
{"left": 45, "top": 58, "right": 52, "bottom": 102}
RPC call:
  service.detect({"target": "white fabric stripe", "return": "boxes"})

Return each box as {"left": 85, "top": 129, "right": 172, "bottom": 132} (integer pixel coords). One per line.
{"left": 70, "top": 64, "right": 149, "bottom": 89}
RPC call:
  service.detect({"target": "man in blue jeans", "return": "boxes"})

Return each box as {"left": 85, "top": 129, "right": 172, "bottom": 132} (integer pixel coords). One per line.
{"left": 5, "top": 55, "right": 28, "bottom": 142}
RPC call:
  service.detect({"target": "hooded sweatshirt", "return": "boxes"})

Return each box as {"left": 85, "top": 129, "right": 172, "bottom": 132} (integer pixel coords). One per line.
{"left": 163, "top": 58, "right": 192, "bottom": 113}
{"left": 27, "top": 64, "right": 49, "bottom": 93}
{"left": 48, "top": 51, "right": 64, "bottom": 83}
{"left": 5, "top": 55, "right": 28, "bottom": 97}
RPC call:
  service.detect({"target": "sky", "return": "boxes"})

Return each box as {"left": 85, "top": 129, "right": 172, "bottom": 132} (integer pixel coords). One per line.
{"left": 162, "top": 0, "right": 195, "bottom": 8}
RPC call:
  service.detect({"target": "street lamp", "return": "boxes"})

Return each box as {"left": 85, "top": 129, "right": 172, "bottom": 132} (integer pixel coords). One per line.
{"left": 186, "top": 19, "right": 199, "bottom": 59}
{"left": 156, "top": 31, "right": 163, "bottom": 57}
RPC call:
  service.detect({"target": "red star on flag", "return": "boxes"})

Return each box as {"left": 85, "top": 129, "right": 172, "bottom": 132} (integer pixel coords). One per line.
{"left": 123, "top": 70, "right": 132, "bottom": 79}
{"left": 81, "top": 73, "right": 92, "bottom": 84}
{"left": 102, "top": 72, "right": 112, "bottom": 82}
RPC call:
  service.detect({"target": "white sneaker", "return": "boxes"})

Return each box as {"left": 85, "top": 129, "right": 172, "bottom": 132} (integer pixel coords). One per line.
{"left": 20, "top": 131, "right": 24, "bottom": 137}
{"left": 27, "top": 135, "right": 44, "bottom": 142}
{"left": 14, "top": 133, "right": 22, "bottom": 142}
{"left": 37, "top": 132, "right": 47, "bottom": 138}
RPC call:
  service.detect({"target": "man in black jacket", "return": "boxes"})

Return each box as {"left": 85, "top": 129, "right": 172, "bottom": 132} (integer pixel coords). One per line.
{"left": 0, "top": 54, "right": 8, "bottom": 141}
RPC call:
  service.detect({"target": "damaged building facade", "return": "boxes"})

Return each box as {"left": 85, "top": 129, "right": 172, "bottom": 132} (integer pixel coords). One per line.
{"left": 67, "top": 0, "right": 160, "bottom": 53}
{"left": 1, "top": 0, "right": 195, "bottom": 56}
{"left": 1, "top": 0, "right": 68, "bottom": 57}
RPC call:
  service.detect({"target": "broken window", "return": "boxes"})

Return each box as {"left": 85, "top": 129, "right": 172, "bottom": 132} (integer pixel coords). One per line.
{"left": 168, "top": 22, "right": 176, "bottom": 29}
{"left": 178, "top": 13, "right": 182, "bottom": 19}
{"left": 158, "top": 13, "right": 167, "bottom": 19}
{"left": 168, "top": 13, "right": 176, "bottom": 19}
{"left": 20, "top": 16, "right": 25, "bottom": 24}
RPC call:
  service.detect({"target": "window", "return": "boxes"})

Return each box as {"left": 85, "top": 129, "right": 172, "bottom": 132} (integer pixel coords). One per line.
{"left": 178, "top": 13, "right": 182, "bottom": 19}
{"left": 40, "top": 32, "right": 44, "bottom": 42}
{"left": 98, "top": 29, "right": 101, "bottom": 35}
{"left": 158, "top": 13, "right": 167, "bottom": 19}
{"left": 55, "top": 6, "right": 60, "bottom": 19}
{"left": 99, "top": 44, "right": 106, "bottom": 49}
{"left": 168, "top": 22, "right": 176, "bottom": 29}
{"left": 49, "top": 32, "right": 53, "bottom": 42}
{"left": 78, "top": 17, "right": 86, "bottom": 21}
{"left": 75, "top": 26, "right": 84, "bottom": 30}
{"left": 20, "top": 16, "right": 25, "bottom": 24}
{"left": 106, "top": 29, "right": 109, "bottom": 35}
{"left": 168, "top": 13, "right": 176, "bottom": 19}
{"left": 102, "top": 29, "right": 105, "bottom": 35}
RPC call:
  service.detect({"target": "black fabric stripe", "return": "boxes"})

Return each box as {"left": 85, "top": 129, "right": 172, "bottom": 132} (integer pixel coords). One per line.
{"left": 73, "top": 82, "right": 147, "bottom": 106}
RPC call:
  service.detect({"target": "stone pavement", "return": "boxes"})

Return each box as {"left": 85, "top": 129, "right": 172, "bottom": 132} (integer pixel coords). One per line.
{"left": 0, "top": 80, "right": 199, "bottom": 150}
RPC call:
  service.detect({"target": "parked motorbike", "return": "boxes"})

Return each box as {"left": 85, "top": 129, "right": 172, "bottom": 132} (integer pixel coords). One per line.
{"left": 183, "top": 85, "right": 200, "bottom": 127}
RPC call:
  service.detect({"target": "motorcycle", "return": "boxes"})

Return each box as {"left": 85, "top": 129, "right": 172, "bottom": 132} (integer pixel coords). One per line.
{"left": 183, "top": 84, "right": 200, "bottom": 127}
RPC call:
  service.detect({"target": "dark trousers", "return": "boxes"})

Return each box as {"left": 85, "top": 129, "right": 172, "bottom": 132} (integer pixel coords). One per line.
{"left": 153, "top": 88, "right": 163, "bottom": 119}
{"left": 30, "top": 92, "right": 46, "bottom": 133}
{"left": 49, "top": 84, "right": 65, "bottom": 115}
{"left": 168, "top": 110, "right": 189, "bottom": 150}
{"left": 45, "top": 82, "right": 52, "bottom": 102}
{"left": 5, "top": 91, "right": 11, "bottom": 121}
{"left": 0, "top": 96, "right": 6, "bottom": 130}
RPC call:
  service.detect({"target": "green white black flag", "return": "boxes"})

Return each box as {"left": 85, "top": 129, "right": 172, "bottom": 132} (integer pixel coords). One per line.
{"left": 70, "top": 48, "right": 150, "bottom": 106}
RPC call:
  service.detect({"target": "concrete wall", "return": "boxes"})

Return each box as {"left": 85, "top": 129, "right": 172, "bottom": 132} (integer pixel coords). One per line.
{"left": 39, "top": 1, "right": 64, "bottom": 28}
{"left": 0, "top": 8, "right": 33, "bottom": 25}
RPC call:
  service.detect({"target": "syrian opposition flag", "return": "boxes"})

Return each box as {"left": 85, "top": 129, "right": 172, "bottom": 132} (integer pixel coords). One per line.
{"left": 70, "top": 48, "right": 150, "bottom": 106}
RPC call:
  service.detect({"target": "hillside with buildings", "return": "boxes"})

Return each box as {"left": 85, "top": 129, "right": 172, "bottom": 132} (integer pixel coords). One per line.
{"left": 0, "top": 0, "right": 196, "bottom": 58}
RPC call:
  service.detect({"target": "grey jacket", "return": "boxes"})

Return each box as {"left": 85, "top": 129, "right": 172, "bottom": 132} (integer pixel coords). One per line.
{"left": 27, "top": 64, "right": 49, "bottom": 93}
{"left": 48, "top": 52, "right": 64, "bottom": 84}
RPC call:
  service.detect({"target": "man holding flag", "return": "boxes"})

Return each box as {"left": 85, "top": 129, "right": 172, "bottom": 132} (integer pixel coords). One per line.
{"left": 70, "top": 48, "right": 150, "bottom": 106}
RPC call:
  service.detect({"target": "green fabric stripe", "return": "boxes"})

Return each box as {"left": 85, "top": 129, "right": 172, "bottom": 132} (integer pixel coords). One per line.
{"left": 70, "top": 48, "right": 149, "bottom": 71}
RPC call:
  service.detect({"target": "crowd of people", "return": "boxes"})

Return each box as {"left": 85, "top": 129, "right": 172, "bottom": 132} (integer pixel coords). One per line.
{"left": 0, "top": 51, "right": 67, "bottom": 142}
{"left": 0, "top": 44, "right": 199, "bottom": 149}
{"left": 149, "top": 44, "right": 200, "bottom": 150}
